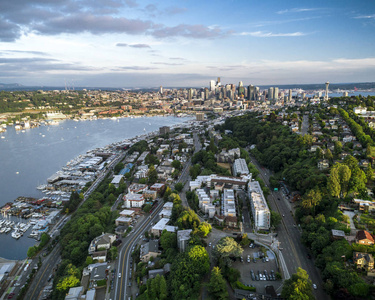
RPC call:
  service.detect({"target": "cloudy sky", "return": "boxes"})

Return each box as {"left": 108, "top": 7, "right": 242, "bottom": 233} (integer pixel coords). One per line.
{"left": 0, "top": 0, "right": 374, "bottom": 88}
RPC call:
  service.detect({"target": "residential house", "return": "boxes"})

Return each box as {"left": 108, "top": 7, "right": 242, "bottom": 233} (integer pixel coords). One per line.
{"left": 140, "top": 240, "right": 160, "bottom": 262}
{"left": 331, "top": 229, "right": 346, "bottom": 240}
{"left": 354, "top": 252, "right": 374, "bottom": 271}
{"left": 353, "top": 199, "right": 375, "bottom": 213}
{"left": 88, "top": 233, "right": 116, "bottom": 254}
{"left": 151, "top": 218, "right": 177, "bottom": 237}
{"left": 356, "top": 230, "right": 375, "bottom": 245}
{"left": 115, "top": 209, "right": 135, "bottom": 226}
{"left": 92, "top": 250, "right": 107, "bottom": 263}
{"left": 318, "top": 159, "right": 329, "bottom": 170}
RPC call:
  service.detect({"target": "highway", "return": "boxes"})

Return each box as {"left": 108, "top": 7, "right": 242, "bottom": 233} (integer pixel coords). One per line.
{"left": 26, "top": 244, "right": 61, "bottom": 300}
{"left": 249, "top": 155, "right": 329, "bottom": 300}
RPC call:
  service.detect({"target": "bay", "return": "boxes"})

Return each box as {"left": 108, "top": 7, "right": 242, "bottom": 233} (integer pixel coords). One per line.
{"left": 0, "top": 115, "right": 191, "bottom": 260}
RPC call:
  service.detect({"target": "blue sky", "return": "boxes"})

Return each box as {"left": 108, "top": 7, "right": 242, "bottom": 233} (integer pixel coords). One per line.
{"left": 0, "top": 0, "right": 374, "bottom": 87}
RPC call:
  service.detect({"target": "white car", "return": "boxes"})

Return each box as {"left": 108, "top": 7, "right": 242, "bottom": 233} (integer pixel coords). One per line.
{"left": 313, "top": 284, "right": 317, "bottom": 290}
{"left": 118, "top": 273, "right": 121, "bottom": 278}
{"left": 208, "top": 242, "right": 212, "bottom": 247}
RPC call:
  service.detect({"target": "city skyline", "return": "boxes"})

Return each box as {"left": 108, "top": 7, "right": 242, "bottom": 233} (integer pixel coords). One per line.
{"left": 0, "top": 0, "right": 374, "bottom": 87}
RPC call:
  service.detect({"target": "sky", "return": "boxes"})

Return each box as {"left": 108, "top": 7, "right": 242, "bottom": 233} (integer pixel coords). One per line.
{"left": 0, "top": 0, "right": 374, "bottom": 88}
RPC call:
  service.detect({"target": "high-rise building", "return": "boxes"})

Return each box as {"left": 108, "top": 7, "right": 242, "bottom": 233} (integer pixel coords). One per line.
{"left": 255, "top": 87, "right": 260, "bottom": 100}
{"left": 325, "top": 81, "right": 330, "bottom": 101}
{"left": 273, "top": 87, "right": 279, "bottom": 101}
{"left": 288, "top": 89, "right": 292, "bottom": 102}
{"left": 160, "top": 86, "right": 163, "bottom": 94}
{"left": 268, "top": 87, "right": 274, "bottom": 101}
{"left": 248, "top": 85, "right": 254, "bottom": 100}
{"left": 188, "top": 88, "right": 193, "bottom": 101}
{"left": 196, "top": 112, "right": 205, "bottom": 121}
{"left": 204, "top": 88, "right": 209, "bottom": 100}
{"left": 210, "top": 80, "right": 216, "bottom": 91}
{"left": 217, "top": 77, "right": 221, "bottom": 87}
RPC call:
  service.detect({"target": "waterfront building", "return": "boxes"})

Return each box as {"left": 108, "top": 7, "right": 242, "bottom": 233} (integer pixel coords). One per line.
{"left": 196, "top": 113, "right": 205, "bottom": 121}
{"left": 159, "top": 126, "right": 170, "bottom": 135}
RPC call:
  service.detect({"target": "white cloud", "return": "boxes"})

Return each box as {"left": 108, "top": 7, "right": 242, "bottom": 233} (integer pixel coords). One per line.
{"left": 353, "top": 14, "right": 375, "bottom": 19}
{"left": 239, "top": 31, "right": 307, "bottom": 37}
{"left": 277, "top": 8, "right": 320, "bottom": 14}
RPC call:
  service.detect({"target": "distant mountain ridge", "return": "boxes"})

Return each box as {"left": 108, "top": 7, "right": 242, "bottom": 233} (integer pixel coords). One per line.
{"left": 0, "top": 82, "right": 374, "bottom": 92}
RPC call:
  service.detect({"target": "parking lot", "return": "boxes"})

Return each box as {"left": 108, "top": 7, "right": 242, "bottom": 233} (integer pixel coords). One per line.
{"left": 233, "top": 243, "right": 283, "bottom": 295}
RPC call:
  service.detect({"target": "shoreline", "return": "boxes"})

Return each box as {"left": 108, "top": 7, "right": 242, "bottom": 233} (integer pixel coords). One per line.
{"left": 0, "top": 115, "right": 194, "bottom": 260}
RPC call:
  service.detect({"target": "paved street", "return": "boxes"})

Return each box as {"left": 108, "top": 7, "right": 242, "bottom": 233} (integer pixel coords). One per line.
{"left": 249, "top": 156, "right": 329, "bottom": 300}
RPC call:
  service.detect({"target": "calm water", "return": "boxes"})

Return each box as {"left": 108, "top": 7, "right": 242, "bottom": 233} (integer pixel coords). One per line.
{"left": 0, "top": 115, "right": 191, "bottom": 260}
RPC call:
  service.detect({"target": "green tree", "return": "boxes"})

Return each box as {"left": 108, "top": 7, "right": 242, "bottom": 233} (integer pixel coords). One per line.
{"left": 301, "top": 188, "right": 322, "bottom": 216}
{"left": 160, "top": 230, "right": 177, "bottom": 251}
{"left": 366, "top": 164, "right": 374, "bottom": 181}
{"left": 114, "top": 162, "right": 124, "bottom": 174}
{"left": 207, "top": 267, "right": 229, "bottom": 300}
{"left": 171, "top": 160, "right": 182, "bottom": 170}
{"left": 148, "top": 165, "right": 158, "bottom": 185}
{"left": 143, "top": 204, "right": 152, "bottom": 213}
{"left": 325, "top": 148, "right": 333, "bottom": 161}
{"left": 27, "top": 246, "right": 37, "bottom": 258}
{"left": 281, "top": 267, "right": 314, "bottom": 300}
{"left": 327, "top": 165, "right": 341, "bottom": 198}
{"left": 195, "top": 222, "right": 212, "bottom": 237}
{"left": 109, "top": 246, "right": 118, "bottom": 260}
{"left": 214, "top": 237, "right": 243, "bottom": 260}
{"left": 174, "top": 182, "right": 184, "bottom": 193}
{"left": 176, "top": 208, "right": 200, "bottom": 230}
{"left": 270, "top": 211, "right": 282, "bottom": 227}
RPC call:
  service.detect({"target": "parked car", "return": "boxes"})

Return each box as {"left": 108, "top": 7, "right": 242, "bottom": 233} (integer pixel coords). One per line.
{"left": 313, "top": 284, "right": 317, "bottom": 290}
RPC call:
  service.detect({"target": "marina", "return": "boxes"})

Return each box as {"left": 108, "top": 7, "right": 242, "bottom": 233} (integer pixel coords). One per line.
{"left": 0, "top": 115, "right": 192, "bottom": 259}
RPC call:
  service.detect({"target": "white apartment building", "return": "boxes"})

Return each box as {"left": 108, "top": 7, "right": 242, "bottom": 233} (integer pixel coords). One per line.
{"left": 248, "top": 181, "right": 270, "bottom": 230}
{"left": 232, "top": 158, "right": 249, "bottom": 176}
{"left": 223, "top": 189, "right": 236, "bottom": 217}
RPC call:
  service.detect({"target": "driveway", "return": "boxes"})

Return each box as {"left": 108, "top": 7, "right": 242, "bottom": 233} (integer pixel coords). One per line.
{"left": 343, "top": 211, "right": 357, "bottom": 235}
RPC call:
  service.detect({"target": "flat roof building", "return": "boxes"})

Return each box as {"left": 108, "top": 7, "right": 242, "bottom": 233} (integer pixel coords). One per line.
{"left": 232, "top": 158, "right": 249, "bottom": 176}
{"left": 248, "top": 181, "right": 270, "bottom": 231}
{"left": 223, "top": 189, "right": 236, "bottom": 217}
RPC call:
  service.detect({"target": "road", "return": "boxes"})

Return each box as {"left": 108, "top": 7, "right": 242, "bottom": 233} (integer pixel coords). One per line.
{"left": 114, "top": 201, "right": 164, "bottom": 300}
{"left": 25, "top": 245, "right": 61, "bottom": 300}
{"left": 115, "top": 132, "right": 202, "bottom": 300}
{"left": 249, "top": 156, "right": 328, "bottom": 300}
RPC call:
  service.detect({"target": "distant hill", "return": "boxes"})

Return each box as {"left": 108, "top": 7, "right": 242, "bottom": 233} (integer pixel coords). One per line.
{"left": 0, "top": 83, "right": 24, "bottom": 89}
